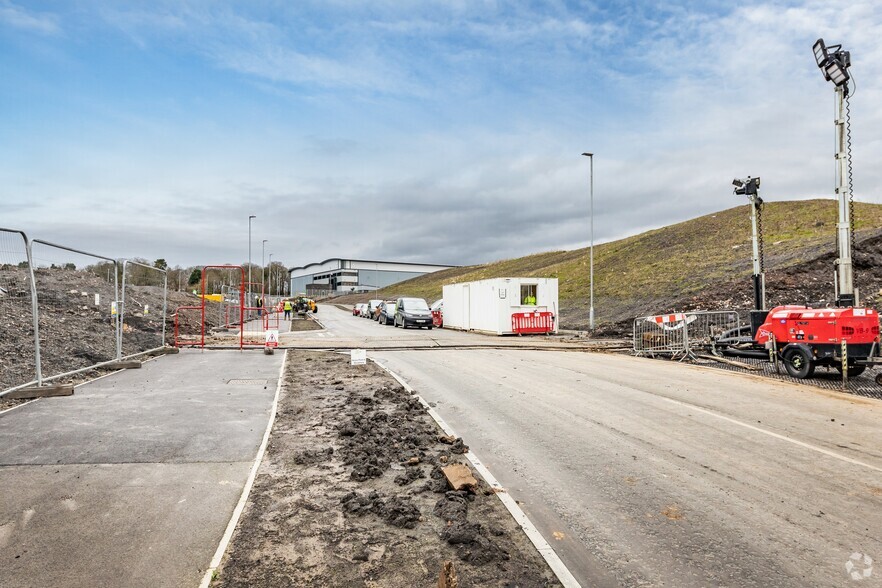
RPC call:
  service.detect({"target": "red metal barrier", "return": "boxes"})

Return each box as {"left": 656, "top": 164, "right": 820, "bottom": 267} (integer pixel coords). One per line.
{"left": 202, "top": 265, "right": 245, "bottom": 349}
{"left": 174, "top": 306, "right": 204, "bottom": 347}
{"left": 264, "top": 308, "right": 280, "bottom": 331}
{"left": 511, "top": 311, "right": 555, "bottom": 335}
{"left": 432, "top": 310, "right": 443, "bottom": 328}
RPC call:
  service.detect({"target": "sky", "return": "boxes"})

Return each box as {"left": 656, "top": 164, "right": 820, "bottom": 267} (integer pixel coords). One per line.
{"left": 2, "top": 0, "right": 882, "bottom": 270}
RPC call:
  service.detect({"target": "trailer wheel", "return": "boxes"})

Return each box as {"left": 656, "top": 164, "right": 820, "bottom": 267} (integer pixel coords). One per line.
{"left": 835, "top": 364, "right": 866, "bottom": 378}
{"left": 875, "top": 373, "right": 882, "bottom": 386}
{"left": 783, "top": 347, "right": 815, "bottom": 379}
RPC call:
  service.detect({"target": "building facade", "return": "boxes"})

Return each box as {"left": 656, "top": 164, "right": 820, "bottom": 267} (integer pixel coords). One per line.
{"left": 289, "top": 258, "right": 455, "bottom": 296}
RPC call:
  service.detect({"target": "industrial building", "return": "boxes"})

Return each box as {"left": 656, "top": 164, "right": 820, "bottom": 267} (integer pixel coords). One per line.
{"left": 289, "top": 258, "right": 455, "bottom": 297}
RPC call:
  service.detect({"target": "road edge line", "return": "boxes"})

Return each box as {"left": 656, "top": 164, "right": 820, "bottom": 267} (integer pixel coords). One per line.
{"left": 198, "top": 349, "right": 289, "bottom": 588}
{"left": 371, "top": 358, "right": 582, "bottom": 588}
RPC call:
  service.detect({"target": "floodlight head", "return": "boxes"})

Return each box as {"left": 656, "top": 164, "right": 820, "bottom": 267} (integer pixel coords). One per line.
{"left": 813, "top": 38, "right": 851, "bottom": 92}
{"left": 581, "top": 152, "right": 593, "bottom": 157}
{"left": 733, "top": 176, "right": 759, "bottom": 196}
{"left": 823, "top": 57, "right": 850, "bottom": 87}
{"left": 813, "top": 38, "right": 827, "bottom": 67}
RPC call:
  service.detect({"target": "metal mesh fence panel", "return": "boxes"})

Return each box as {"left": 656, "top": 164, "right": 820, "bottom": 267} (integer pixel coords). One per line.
{"left": 29, "top": 239, "right": 120, "bottom": 382}
{"left": 633, "top": 314, "right": 690, "bottom": 358}
{"left": 120, "top": 260, "right": 168, "bottom": 356}
{"left": 683, "top": 311, "right": 745, "bottom": 351}
{"left": 633, "top": 310, "right": 748, "bottom": 358}
{"left": 0, "top": 228, "right": 39, "bottom": 392}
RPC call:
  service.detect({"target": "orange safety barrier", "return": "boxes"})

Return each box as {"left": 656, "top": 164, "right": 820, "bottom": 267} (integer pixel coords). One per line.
{"left": 511, "top": 311, "right": 555, "bottom": 335}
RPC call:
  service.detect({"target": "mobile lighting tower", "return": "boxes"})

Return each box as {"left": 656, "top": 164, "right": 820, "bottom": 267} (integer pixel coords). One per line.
{"left": 733, "top": 176, "right": 765, "bottom": 313}
{"left": 812, "top": 38, "right": 856, "bottom": 306}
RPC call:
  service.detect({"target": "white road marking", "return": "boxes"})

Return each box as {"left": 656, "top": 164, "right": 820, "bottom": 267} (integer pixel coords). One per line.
{"left": 373, "top": 358, "right": 583, "bottom": 588}
{"left": 655, "top": 394, "right": 882, "bottom": 474}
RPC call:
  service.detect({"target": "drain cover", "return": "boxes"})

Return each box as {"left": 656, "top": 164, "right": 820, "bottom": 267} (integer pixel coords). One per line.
{"left": 227, "top": 379, "right": 268, "bottom": 385}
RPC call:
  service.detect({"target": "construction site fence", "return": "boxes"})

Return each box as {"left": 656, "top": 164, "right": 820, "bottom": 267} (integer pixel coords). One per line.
{"left": 633, "top": 310, "right": 745, "bottom": 358}
{"left": 121, "top": 259, "right": 168, "bottom": 358}
{"left": 0, "top": 227, "right": 169, "bottom": 398}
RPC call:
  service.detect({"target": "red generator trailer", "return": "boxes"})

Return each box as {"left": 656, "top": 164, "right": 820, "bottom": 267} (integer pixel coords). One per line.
{"left": 753, "top": 305, "right": 880, "bottom": 378}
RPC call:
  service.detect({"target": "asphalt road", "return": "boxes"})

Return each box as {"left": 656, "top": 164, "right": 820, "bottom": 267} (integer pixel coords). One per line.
{"left": 316, "top": 308, "right": 882, "bottom": 587}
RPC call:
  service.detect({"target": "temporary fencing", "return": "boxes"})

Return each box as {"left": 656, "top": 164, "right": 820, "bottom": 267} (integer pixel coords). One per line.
{"left": 120, "top": 259, "right": 168, "bottom": 356}
{"left": 0, "top": 228, "right": 40, "bottom": 391}
{"left": 29, "top": 239, "right": 122, "bottom": 385}
{"left": 0, "top": 228, "right": 173, "bottom": 398}
{"left": 633, "top": 310, "right": 744, "bottom": 359}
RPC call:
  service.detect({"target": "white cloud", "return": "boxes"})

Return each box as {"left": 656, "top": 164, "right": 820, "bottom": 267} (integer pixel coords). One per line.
{"left": 0, "top": 0, "right": 60, "bottom": 35}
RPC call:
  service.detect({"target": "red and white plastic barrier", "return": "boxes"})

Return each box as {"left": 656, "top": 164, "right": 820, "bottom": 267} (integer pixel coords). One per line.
{"left": 511, "top": 311, "right": 555, "bottom": 334}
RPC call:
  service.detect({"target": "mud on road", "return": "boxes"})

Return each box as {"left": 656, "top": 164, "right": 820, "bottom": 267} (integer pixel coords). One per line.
{"left": 212, "top": 350, "right": 560, "bottom": 588}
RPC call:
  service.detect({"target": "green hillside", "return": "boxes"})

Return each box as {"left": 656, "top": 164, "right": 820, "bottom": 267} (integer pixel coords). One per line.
{"left": 340, "top": 199, "right": 882, "bottom": 330}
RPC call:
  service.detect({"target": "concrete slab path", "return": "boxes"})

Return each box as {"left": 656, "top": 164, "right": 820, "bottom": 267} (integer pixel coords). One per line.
{"left": 0, "top": 349, "right": 284, "bottom": 588}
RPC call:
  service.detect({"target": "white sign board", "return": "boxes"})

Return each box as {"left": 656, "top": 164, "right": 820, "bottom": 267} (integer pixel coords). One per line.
{"left": 111, "top": 301, "right": 118, "bottom": 316}
{"left": 350, "top": 349, "right": 367, "bottom": 365}
{"left": 94, "top": 293, "right": 100, "bottom": 306}
{"left": 265, "top": 329, "right": 279, "bottom": 348}
{"left": 144, "top": 304, "right": 150, "bottom": 316}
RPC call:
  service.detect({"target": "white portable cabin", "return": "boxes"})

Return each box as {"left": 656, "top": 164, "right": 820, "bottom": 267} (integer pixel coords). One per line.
{"left": 442, "top": 277, "right": 559, "bottom": 335}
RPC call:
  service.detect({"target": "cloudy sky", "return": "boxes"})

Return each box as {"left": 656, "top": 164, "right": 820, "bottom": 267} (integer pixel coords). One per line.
{"left": 2, "top": 1, "right": 881, "bottom": 269}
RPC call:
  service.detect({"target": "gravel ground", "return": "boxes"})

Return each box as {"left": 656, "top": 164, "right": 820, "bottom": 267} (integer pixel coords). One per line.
{"left": 212, "top": 350, "right": 560, "bottom": 588}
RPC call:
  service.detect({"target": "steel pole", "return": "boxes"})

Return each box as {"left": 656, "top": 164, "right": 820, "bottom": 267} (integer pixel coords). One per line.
{"left": 589, "top": 154, "right": 595, "bottom": 331}
{"left": 248, "top": 215, "right": 255, "bottom": 306}
{"left": 834, "top": 86, "right": 853, "bottom": 304}
{"left": 262, "top": 239, "right": 267, "bottom": 295}
{"left": 268, "top": 253, "right": 273, "bottom": 296}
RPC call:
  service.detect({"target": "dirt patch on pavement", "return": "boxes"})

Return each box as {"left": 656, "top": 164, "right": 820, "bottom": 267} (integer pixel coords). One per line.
{"left": 212, "top": 351, "right": 560, "bottom": 588}
{"left": 289, "top": 316, "right": 323, "bottom": 332}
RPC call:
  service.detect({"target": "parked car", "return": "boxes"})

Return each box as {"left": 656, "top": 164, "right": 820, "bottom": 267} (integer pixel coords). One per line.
{"left": 378, "top": 302, "right": 397, "bottom": 325}
{"left": 394, "top": 297, "right": 433, "bottom": 329}
{"left": 352, "top": 304, "right": 361, "bottom": 316}
{"left": 430, "top": 299, "right": 443, "bottom": 328}
{"left": 353, "top": 303, "right": 368, "bottom": 317}
{"left": 366, "top": 299, "right": 383, "bottom": 319}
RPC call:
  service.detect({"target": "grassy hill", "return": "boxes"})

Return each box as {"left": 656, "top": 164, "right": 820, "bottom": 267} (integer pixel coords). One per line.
{"left": 336, "top": 199, "right": 882, "bottom": 331}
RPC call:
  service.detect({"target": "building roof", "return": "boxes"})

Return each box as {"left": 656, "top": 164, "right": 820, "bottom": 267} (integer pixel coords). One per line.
{"left": 288, "top": 257, "right": 457, "bottom": 274}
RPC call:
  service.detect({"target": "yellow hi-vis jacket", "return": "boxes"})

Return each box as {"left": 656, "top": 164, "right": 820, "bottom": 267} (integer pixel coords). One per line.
{"left": 284, "top": 301, "right": 292, "bottom": 311}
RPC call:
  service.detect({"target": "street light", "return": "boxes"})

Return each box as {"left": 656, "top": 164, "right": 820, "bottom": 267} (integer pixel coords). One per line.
{"left": 581, "top": 152, "right": 595, "bottom": 331}
{"left": 248, "top": 215, "right": 256, "bottom": 303}
{"left": 262, "top": 239, "right": 268, "bottom": 295}
{"left": 268, "top": 253, "right": 273, "bottom": 296}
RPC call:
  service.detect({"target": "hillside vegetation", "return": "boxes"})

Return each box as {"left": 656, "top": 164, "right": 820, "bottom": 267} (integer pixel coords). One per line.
{"left": 339, "top": 199, "right": 882, "bottom": 331}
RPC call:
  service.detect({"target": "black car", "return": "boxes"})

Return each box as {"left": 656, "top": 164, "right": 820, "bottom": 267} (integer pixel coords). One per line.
{"left": 378, "top": 302, "right": 397, "bottom": 325}
{"left": 394, "top": 297, "right": 433, "bottom": 329}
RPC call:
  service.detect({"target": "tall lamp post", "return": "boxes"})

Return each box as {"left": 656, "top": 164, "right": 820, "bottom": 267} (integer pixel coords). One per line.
{"left": 581, "top": 152, "right": 595, "bottom": 331}
{"left": 261, "top": 239, "right": 268, "bottom": 295}
{"left": 248, "top": 215, "right": 256, "bottom": 304}
{"left": 268, "top": 253, "right": 273, "bottom": 296}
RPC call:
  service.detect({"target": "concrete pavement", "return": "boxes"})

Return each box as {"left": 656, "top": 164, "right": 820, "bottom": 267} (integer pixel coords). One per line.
{"left": 0, "top": 349, "right": 284, "bottom": 588}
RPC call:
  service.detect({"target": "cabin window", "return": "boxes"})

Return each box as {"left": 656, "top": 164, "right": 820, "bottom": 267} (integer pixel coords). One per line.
{"left": 521, "top": 284, "right": 537, "bottom": 305}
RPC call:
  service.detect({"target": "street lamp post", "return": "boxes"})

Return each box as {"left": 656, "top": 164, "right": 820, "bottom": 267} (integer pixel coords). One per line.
{"left": 262, "top": 239, "right": 268, "bottom": 295}
{"left": 268, "top": 253, "right": 273, "bottom": 296}
{"left": 581, "top": 152, "right": 595, "bottom": 331}
{"left": 248, "top": 215, "right": 256, "bottom": 304}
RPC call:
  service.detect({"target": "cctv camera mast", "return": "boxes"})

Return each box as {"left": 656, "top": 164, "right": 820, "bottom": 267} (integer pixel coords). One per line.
{"left": 812, "top": 38, "right": 856, "bottom": 306}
